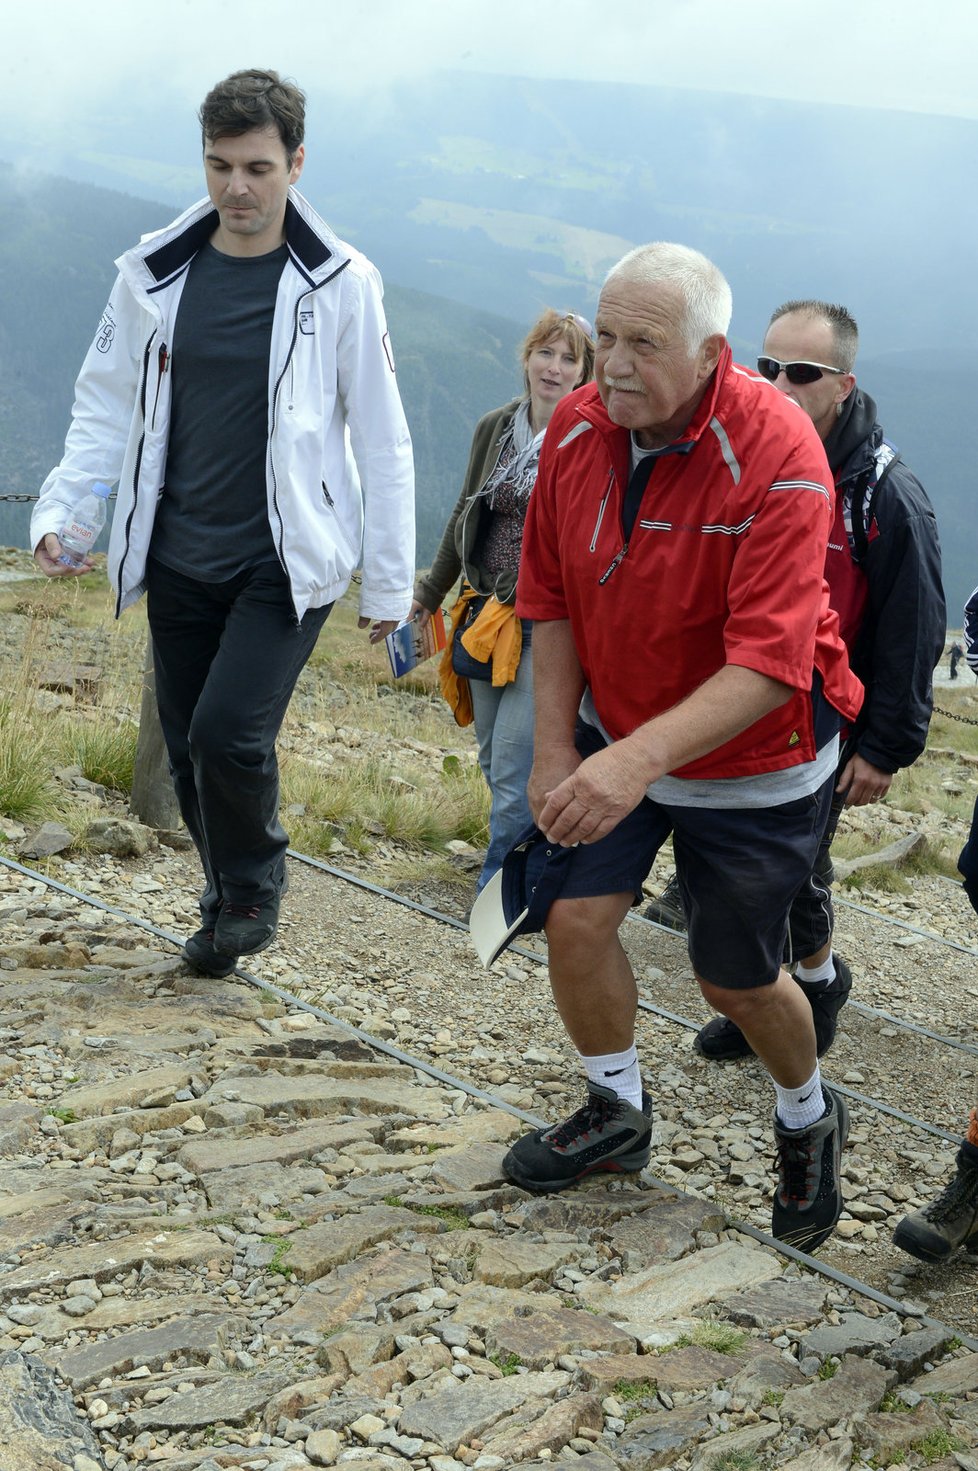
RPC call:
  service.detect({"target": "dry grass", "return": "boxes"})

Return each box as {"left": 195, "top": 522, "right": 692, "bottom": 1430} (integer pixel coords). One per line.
{"left": 3, "top": 562, "right": 976, "bottom": 897}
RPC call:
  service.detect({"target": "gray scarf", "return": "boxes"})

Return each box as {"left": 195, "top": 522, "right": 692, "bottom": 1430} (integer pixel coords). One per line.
{"left": 481, "top": 399, "right": 546, "bottom": 505}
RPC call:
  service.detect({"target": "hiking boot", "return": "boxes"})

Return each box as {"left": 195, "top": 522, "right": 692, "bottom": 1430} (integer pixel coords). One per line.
{"left": 694, "top": 957, "right": 853, "bottom": 1062}
{"left": 643, "top": 874, "right": 687, "bottom": 933}
{"left": 893, "top": 1143, "right": 978, "bottom": 1262}
{"left": 213, "top": 868, "right": 288, "bottom": 957}
{"left": 213, "top": 897, "right": 280, "bottom": 956}
{"left": 771, "top": 1085, "right": 848, "bottom": 1253}
{"left": 502, "top": 1082, "right": 653, "bottom": 1194}
{"left": 182, "top": 925, "right": 237, "bottom": 978}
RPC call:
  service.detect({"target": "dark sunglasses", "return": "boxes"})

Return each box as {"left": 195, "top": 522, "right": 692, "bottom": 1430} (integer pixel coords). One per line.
{"left": 757, "top": 356, "right": 846, "bottom": 386}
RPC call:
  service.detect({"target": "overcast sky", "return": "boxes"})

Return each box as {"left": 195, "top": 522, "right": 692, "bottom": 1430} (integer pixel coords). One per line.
{"left": 2, "top": 0, "right": 975, "bottom": 135}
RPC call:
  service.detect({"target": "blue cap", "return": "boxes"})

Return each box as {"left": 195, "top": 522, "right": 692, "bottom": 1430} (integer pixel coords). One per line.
{"left": 468, "top": 825, "right": 576, "bottom": 967}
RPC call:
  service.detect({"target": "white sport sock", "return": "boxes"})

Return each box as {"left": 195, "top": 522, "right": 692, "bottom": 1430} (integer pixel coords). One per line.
{"left": 581, "top": 1046, "right": 644, "bottom": 1110}
{"left": 796, "top": 952, "right": 836, "bottom": 988}
{"left": 774, "top": 1065, "right": 825, "bottom": 1131}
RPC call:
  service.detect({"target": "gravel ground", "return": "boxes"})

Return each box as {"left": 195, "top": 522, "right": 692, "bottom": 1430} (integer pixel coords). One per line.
{"left": 17, "top": 826, "right": 975, "bottom": 1345}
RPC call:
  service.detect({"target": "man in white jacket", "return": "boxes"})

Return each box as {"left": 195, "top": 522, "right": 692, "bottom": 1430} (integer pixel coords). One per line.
{"left": 32, "top": 69, "right": 415, "bottom": 974}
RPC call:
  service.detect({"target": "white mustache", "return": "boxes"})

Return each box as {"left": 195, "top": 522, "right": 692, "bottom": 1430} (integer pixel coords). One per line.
{"left": 603, "top": 375, "right": 644, "bottom": 392}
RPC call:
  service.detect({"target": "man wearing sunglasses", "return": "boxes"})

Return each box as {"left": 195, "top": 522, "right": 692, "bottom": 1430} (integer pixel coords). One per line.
{"left": 692, "top": 299, "right": 944, "bottom": 1065}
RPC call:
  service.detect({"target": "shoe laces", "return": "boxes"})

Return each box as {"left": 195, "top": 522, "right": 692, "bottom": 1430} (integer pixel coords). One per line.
{"left": 222, "top": 903, "right": 262, "bottom": 920}
{"left": 775, "top": 1132, "right": 819, "bottom": 1203}
{"left": 922, "top": 1164, "right": 978, "bottom": 1226}
{"left": 548, "top": 1092, "right": 615, "bottom": 1151}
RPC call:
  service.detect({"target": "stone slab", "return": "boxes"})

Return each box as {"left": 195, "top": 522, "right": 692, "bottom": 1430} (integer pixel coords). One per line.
{"left": 177, "top": 1117, "right": 381, "bottom": 1174}
{"left": 485, "top": 1305, "right": 637, "bottom": 1368}
{"left": 579, "top": 1240, "right": 782, "bottom": 1333}
{"left": 122, "top": 1368, "right": 294, "bottom": 1431}
{"left": 54, "top": 1312, "right": 244, "bottom": 1389}
{"left": 283, "top": 1205, "right": 444, "bottom": 1283}
{"left": 197, "top": 1073, "right": 449, "bottom": 1120}
{"left": 0, "top": 1349, "right": 107, "bottom": 1470}
{"left": 781, "top": 1353, "right": 894, "bottom": 1431}
{"left": 0, "top": 1229, "right": 232, "bottom": 1298}
{"left": 54, "top": 1064, "right": 195, "bottom": 1116}
{"left": 608, "top": 1192, "right": 726, "bottom": 1264}
{"left": 267, "top": 1246, "right": 433, "bottom": 1338}
{"left": 473, "top": 1239, "right": 581, "bottom": 1287}
{"left": 397, "top": 1372, "right": 570, "bottom": 1449}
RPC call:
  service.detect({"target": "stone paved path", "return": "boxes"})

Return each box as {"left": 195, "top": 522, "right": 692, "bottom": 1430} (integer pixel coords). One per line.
{"left": 1, "top": 917, "right": 977, "bottom": 1471}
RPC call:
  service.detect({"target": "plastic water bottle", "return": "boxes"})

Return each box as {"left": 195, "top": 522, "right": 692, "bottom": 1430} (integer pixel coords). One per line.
{"left": 58, "top": 481, "right": 112, "bottom": 568}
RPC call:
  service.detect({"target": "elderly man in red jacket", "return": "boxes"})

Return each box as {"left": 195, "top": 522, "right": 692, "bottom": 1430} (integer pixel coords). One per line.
{"left": 502, "top": 242, "right": 862, "bottom": 1254}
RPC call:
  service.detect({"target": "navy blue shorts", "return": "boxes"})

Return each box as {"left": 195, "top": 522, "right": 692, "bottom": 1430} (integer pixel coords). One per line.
{"left": 555, "top": 722, "right": 834, "bottom": 990}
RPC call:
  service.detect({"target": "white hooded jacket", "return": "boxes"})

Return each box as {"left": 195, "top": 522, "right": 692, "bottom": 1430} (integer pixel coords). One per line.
{"left": 33, "top": 189, "right": 415, "bottom": 622}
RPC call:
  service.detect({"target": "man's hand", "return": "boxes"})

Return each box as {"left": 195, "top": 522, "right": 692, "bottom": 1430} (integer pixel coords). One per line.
{"left": 537, "top": 739, "right": 650, "bottom": 846}
{"left": 33, "top": 534, "right": 92, "bottom": 578}
{"left": 527, "top": 745, "right": 582, "bottom": 827}
{"left": 358, "top": 616, "right": 399, "bottom": 645}
{"left": 407, "top": 599, "right": 431, "bottom": 630}
{"left": 837, "top": 752, "right": 893, "bottom": 806}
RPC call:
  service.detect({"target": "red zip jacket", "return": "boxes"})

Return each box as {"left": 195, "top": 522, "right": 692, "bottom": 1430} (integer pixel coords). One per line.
{"left": 516, "top": 348, "right": 863, "bottom": 781}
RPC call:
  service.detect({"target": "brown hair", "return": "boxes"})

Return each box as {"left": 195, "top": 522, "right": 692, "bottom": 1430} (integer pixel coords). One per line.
{"left": 520, "top": 309, "right": 595, "bottom": 393}
{"left": 199, "top": 69, "right": 306, "bottom": 163}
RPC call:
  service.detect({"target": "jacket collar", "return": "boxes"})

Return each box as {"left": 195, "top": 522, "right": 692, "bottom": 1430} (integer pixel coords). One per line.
{"left": 823, "top": 388, "right": 883, "bottom": 483}
{"left": 118, "top": 187, "right": 351, "bottom": 296}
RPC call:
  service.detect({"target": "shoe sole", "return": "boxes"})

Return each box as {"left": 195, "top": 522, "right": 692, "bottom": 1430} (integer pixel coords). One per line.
{"left": 502, "top": 1143, "right": 651, "bottom": 1194}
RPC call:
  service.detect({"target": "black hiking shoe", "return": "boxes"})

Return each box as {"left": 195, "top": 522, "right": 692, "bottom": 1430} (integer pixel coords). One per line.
{"left": 213, "top": 868, "right": 288, "bottom": 957}
{"left": 771, "top": 1085, "right": 848, "bottom": 1253}
{"left": 182, "top": 925, "right": 237, "bottom": 978}
{"left": 694, "top": 957, "right": 853, "bottom": 1062}
{"left": 893, "top": 1143, "right": 978, "bottom": 1262}
{"left": 502, "top": 1082, "right": 653, "bottom": 1194}
{"left": 213, "top": 897, "right": 280, "bottom": 956}
{"left": 643, "top": 874, "right": 687, "bottom": 933}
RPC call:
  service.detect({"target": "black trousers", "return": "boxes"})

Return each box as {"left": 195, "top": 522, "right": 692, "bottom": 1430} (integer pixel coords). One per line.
{"left": 145, "top": 557, "right": 331, "bottom": 919}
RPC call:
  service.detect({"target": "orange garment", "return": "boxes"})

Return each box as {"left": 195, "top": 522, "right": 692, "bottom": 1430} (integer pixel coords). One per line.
{"left": 438, "top": 588, "right": 523, "bottom": 727}
{"left": 968, "top": 1107, "right": 978, "bottom": 1148}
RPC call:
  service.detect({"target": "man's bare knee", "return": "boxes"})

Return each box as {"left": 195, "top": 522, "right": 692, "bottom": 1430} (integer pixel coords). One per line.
{"left": 546, "top": 893, "right": 632, "bottom": 954}
{"left": 698, "top": 972, "right": 780, "bottom": 1025}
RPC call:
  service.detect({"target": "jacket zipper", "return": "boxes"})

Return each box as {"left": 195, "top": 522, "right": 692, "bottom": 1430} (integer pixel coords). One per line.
{"left": 117, "top": 332, "right": 156, "bottom": 617}
{"left": 268, "top": 262, "right": 350, "bottom": 603}
{"left": 598, "top": 544, "right": 629, "bottom": 584}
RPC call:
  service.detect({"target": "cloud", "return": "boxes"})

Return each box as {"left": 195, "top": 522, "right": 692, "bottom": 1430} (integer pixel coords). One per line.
{"left": 3, "top": 0, "right": 977, "bottom": 137}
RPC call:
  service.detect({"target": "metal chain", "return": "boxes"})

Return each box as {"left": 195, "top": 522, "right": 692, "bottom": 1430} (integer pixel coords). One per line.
{"left": 0, "top": 493, "right": 116, "bottom": 502}
{"left": 934, "top": 702, "right": 978, "bottom": 726}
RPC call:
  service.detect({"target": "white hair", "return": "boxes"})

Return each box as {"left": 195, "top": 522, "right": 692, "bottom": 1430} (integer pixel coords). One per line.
{"left": 604, "top": 243, "right": 732, "bottom": 352}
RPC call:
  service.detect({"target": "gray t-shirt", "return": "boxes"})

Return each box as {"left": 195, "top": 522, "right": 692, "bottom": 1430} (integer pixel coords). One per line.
{"left": 150, "top": 241, "right": 287, "bottom": 580}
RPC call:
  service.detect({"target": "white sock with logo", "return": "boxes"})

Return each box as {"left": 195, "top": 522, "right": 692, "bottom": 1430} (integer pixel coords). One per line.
{"left": 581, "top": 1046, "right": 643, "bottom": 1110}
{"left": 796, "top": 953, "right": 836, "bottom": 987}
{"left": 774, "top": 1065, "right": 825, "bottom": 1131}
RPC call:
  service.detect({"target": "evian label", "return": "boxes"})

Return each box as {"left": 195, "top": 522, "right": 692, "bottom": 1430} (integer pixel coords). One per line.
{"left": 63, "top": 519, "right": 97, "bottom": 548}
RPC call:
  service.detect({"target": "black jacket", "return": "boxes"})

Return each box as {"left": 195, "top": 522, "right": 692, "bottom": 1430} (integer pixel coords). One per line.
{"left": 823, "top": 390, "right": 945, "bottom": 772}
